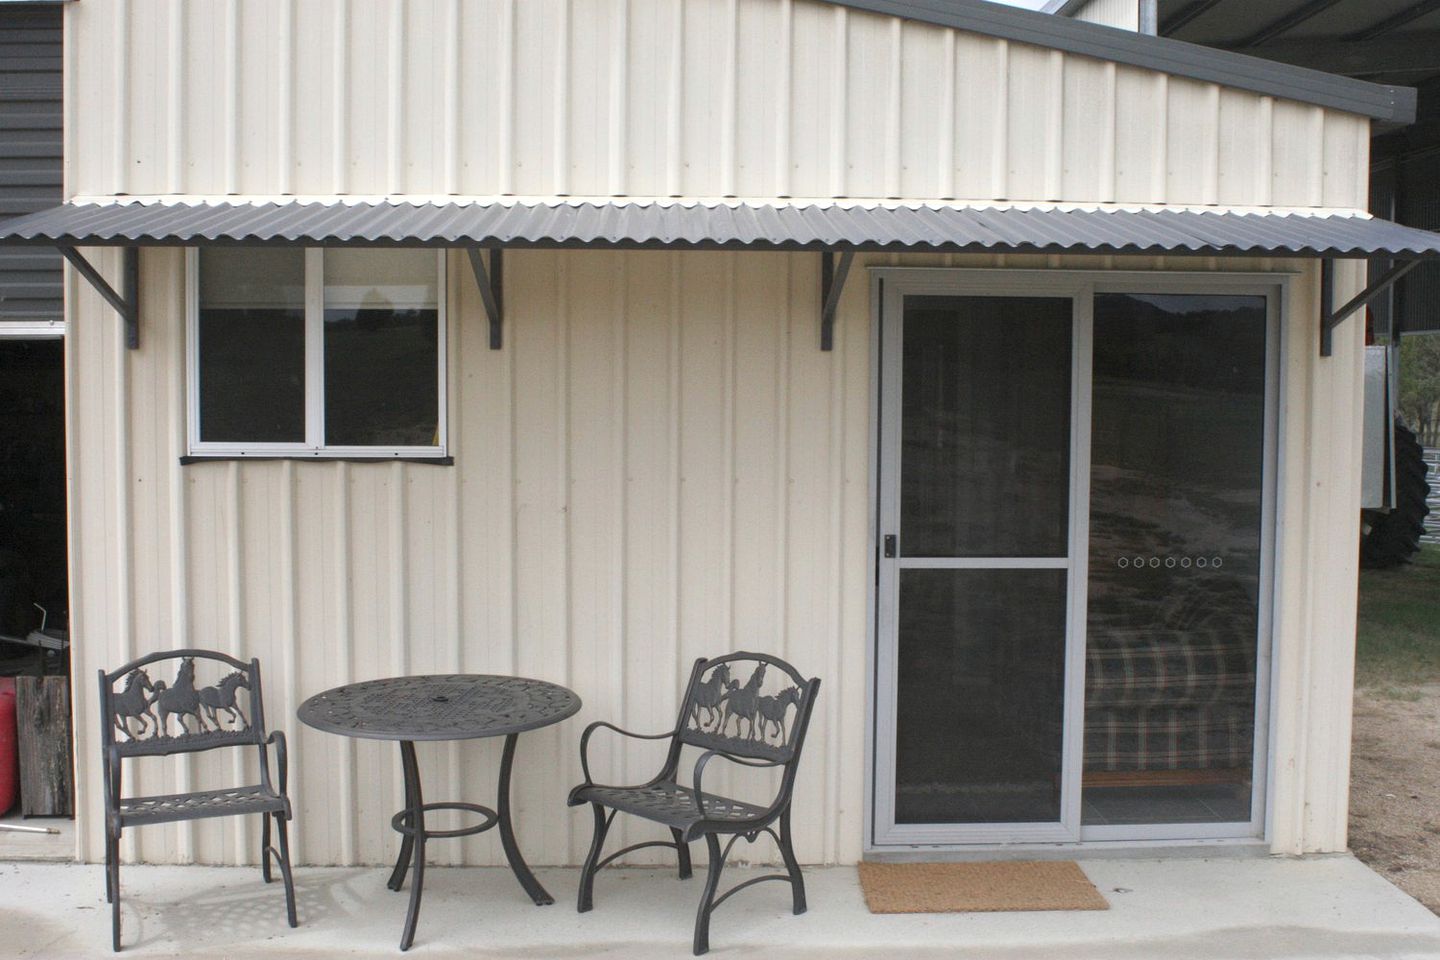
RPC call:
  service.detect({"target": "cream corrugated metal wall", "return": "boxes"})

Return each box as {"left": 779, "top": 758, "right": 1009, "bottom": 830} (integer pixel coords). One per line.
{"left": 67, "top": 0, "right": 1370, "bottom": 206}
{"left": 63, "top": 0, "right": 1371, "bottom": 866}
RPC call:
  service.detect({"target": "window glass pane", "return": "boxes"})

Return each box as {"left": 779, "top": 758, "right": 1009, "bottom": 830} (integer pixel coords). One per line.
{"left": 1084, "top": 293, "right": 1267, "bottom": 828}
{"left": 323, "top": 250, "right": 440, "bottom": 448}
{"left": 197, "top": 248, "right": 306, "bottom": 443}
{"left": 900, "top": 296, "right": 1072, "bottom": 557}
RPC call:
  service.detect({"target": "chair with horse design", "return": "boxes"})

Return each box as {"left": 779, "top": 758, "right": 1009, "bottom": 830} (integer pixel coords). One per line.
{"left": 98, "top": 649, "right": 297, "bottom": 951}
{"left": 568, "top": 652, "right": 821, "bottom": 955}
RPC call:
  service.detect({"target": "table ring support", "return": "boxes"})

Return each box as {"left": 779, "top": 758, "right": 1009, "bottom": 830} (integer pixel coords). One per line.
{"left": 390, "top": 802, "right": 499, "bottom": 840}
{"left": 387, "top": 735, "right": 554, "bottom": 951}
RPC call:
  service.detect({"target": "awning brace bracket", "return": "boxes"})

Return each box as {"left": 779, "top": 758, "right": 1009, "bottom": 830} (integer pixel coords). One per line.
{"left": 60, "top": 246, "right": 139, "bottom": 349}
{"left": 820, "top": 250, "right": 854, "bottom": 351}
{"left": 467, "top": 247, "right": 504, "bottom": 349}
{"left": 1321, "top": 257, "right": 1421, "bottom": 357}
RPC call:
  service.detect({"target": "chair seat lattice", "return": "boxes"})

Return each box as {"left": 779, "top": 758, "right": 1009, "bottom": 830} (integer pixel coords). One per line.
{"left": 119, "top": 784, "right": 287, "bottom": 828}
{"left": 572, "top": 782, "right": 768, "bottom": 831}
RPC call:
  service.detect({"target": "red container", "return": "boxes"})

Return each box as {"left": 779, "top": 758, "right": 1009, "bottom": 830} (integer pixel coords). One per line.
{"left": 0, "top": 678, "right": 17, "bottom": 816}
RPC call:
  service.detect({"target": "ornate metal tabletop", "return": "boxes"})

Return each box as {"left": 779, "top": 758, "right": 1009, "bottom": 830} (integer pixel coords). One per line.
{"left": 297, "top": 674, "right": 581, "bottom": 742}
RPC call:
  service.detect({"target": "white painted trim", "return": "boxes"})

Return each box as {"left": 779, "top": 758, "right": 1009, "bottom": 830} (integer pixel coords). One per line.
{"left": 0, "top": 322, "right": 65, "bottom": 339}
{"left": 185, "top": 248, "right": 449, "bottom": 459}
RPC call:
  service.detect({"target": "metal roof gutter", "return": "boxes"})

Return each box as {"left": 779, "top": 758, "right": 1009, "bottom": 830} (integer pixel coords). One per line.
{"left": 825, "top": 0, "right": 1416, "bottom": 123}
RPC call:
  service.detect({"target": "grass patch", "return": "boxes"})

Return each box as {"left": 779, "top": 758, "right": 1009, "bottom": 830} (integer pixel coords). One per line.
{"left": 1356, "top": 546, "right": 1440, "bottom": 689}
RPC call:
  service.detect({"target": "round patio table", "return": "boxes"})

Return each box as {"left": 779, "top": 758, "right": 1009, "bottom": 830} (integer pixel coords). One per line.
{"left": 297, "top": 674, "right": 581, "bottom": 951}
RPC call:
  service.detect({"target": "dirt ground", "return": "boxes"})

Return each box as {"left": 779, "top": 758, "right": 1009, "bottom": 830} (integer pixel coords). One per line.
{"left": 1350, "top": 685, "right": 1440, "bottom": 913}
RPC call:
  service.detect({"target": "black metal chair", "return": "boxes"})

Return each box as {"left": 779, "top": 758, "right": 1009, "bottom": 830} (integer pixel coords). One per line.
{"left": 98, "top": 649, "right": 297, "bottom": 951}
{"left": 568, "top": 652, "right": 820, "bottom": 955}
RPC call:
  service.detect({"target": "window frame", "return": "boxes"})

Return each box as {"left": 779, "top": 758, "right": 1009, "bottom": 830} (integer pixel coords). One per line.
{"left": 186, "top": 247, "right": 448, "bottom": 460}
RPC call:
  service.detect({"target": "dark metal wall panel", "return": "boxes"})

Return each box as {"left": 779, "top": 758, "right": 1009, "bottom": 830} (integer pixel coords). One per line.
{"left": 1369, "top": 164, "right": 1398, "bottom": 337}
{"left": 1397, "top": 151, "right": 1440, "bottom": 333}
{"left": 0, "top": 5, "right": 62, "bottom": 323}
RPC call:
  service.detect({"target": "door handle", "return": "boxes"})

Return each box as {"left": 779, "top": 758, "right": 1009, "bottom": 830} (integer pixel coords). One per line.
{"left": 883, "top": 534, "right": 897, "bottom": 558}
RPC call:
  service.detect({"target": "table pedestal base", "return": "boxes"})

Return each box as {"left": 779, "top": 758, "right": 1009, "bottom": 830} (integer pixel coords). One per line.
{"left": 388, "top": 734, "right": 553, "bottom": 951}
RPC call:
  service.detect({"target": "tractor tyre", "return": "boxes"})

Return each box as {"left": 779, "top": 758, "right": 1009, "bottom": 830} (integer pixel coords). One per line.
{"left": 1360, "top": 421, "right": 1432, "bottom": 570}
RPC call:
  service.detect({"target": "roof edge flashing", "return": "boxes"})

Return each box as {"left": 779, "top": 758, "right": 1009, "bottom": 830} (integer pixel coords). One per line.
{"left": 825, "top": 0, "right": 1415, "bottom": 124}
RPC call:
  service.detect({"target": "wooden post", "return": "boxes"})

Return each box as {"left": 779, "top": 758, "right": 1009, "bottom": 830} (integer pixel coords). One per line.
{"left": 16, "top": 676, "right": 73, "bottom": 817}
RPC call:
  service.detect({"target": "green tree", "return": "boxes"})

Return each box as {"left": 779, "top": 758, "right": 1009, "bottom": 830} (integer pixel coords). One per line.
{"left": 1400, "top": 334, "right": 1440, "bottom": 447}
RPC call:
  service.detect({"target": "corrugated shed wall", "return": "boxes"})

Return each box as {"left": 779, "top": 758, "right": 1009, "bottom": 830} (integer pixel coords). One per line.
{"left": 1068, "top": 0, "right": 1141, "bottom": 32}
{"left": 61, "top": 0, "right": 1373, "bottom": 865}
{"left": 65, "top": 0, "right": 1370, "bottom": 206}
{"left": 0, "top": 5, "right": 62, "bottom": 322}
{"left": 70, "top": 246, "right": 873, "bottom": 868}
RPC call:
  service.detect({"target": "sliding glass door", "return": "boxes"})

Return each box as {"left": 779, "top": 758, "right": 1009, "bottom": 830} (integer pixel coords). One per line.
{"left": 871, "top": 272, "right": 1276, "bottom": 848}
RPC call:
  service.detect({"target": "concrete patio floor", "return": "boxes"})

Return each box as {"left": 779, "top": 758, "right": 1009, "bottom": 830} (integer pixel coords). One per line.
{"left": 5, "top": 855, "right": 1440, "bottom": 959}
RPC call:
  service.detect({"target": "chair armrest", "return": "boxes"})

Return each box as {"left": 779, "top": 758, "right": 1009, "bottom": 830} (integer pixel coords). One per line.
{"left": 690, "top": 749, "right": 783, "bottom": 820}
{"left": 578, "top": 721, "right": 676, "bottom": 785}
{"left": 266, "top": 730, "right": 289, "bottom": 798}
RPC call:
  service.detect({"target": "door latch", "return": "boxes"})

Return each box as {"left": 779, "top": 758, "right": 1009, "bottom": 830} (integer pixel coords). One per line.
{"left": 883, "top": 534, "right": 897, "bottom": 558}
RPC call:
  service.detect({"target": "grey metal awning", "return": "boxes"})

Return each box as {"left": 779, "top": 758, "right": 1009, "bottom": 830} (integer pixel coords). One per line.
{"left": 4, "top": 197, "right": 1440, "bottom": 259}
{"left": 6, "top": 197, "right": 1440, "bottom": 357}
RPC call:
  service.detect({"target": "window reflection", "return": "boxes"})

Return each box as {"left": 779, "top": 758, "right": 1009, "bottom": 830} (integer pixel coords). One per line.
{"left": 1084, "top": 293, "right": 1267, "bottom": 827}
{"left": 197, "top": 248, "right": 306, "bottom": 443}
{"left": 322, "top": 249, "right": 441, "bottom": 448}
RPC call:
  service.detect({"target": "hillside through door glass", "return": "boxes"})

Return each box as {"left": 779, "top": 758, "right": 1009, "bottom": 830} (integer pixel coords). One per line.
{"left": 1083, "top": 293, "right": 1266, "bottom": 828}
{"left": 894, "top": 296, "right": 1073, "bottom": 825}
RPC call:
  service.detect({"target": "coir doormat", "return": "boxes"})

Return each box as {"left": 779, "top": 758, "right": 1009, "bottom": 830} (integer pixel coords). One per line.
{"left": 857, "top": 861, "right": 1109, "bottom": 913}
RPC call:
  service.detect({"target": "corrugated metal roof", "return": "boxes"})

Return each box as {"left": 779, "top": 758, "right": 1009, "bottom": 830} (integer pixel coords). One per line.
{"left": 4, "top": 198, "right": 1440, "bottom": 259}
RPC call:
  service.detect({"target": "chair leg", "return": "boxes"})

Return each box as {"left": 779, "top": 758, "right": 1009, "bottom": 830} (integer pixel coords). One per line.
{"left": 261, "top": 811, "right": 274, "bottom": 883}
{"left": 104, "top": 828, "right": 116, "bottom": 904}
{"left": 108, "top": 830, "right": 122, "bottom": 952}
{"left": 275, "top": 813, "right": 299, "bottom": 928}
{"left": 693, "top": 833, "right": 724, "bottom": 956}
{"left": 577, "top": 803, "right": 611, "bottom": 913}
{"left": 672, "top": 828, "right": 692, "bottom": 880}
{"left": 778, "top": 808, "right": 806, "bottom": 915}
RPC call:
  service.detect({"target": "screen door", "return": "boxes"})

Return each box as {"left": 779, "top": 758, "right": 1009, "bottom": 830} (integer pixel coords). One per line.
{"left": 873, "top": 277, "right": 1090, "bottom": 845}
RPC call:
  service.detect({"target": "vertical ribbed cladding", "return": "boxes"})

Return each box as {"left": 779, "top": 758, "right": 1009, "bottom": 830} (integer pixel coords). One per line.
{"left": 59, "top": 0, "right": 1377, "bottom": 205}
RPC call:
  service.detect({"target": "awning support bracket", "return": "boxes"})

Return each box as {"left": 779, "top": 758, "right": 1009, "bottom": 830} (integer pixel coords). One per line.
{"left": 467, "top": 247, "right": 504, "bottom": 349}
{"left": 60, "top": 246, "right": 139, "bottom": 349}
{"left": 1320, "top": 257, "right": 1421, "bottom": 357}
{"left": 820, "top": 251, "right": 854, "bottom": 351}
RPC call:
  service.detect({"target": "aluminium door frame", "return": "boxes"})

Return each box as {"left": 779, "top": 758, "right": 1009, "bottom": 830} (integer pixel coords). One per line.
{"left": 870, "top": 270, "right": 1093, "bottom": 847}
{"left": 864, "top": 266, "right": 1289, "bottom": 853}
